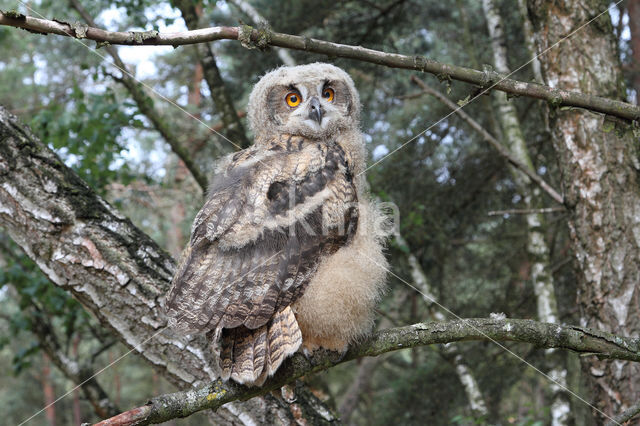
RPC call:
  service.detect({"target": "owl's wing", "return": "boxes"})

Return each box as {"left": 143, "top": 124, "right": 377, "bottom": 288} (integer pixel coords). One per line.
{"left": 165, "top": 135, "right": 358, "bottom": 333}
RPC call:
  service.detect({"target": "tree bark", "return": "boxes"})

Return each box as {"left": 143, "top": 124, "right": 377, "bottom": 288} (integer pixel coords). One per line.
{"left": 481, "top": 1, "right": 569, "bottom": 423}
{"left": 0, "top": 107, "right": 333, "bottom": 425}
{"left": 528, "top": 0, "right": 640, "bottom": 420}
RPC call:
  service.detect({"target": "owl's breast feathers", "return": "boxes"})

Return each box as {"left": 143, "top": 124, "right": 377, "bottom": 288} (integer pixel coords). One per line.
{"left": 165, "top": 134, "right": 358, "bottom": 385}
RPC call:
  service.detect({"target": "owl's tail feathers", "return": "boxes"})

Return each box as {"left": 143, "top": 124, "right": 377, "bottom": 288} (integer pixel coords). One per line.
{"left": 219, "top": 306, "right": 302, "bottom": 386}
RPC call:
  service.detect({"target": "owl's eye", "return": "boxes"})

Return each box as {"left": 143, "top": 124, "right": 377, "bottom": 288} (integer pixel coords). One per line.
{"left": 285, "top": 92, "right": 301, "bottom": 107}
{"left": 322, "top": 88, "right": 335, "bottom": 102}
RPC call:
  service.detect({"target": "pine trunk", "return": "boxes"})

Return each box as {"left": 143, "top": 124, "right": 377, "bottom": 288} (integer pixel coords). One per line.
{"left": 42, "top": 354, "right": 57, "bottom": 426}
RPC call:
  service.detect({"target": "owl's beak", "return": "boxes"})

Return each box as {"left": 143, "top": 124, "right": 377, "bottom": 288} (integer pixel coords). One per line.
{"left": 308, "top": 97, "right": 323, "bottom": 125}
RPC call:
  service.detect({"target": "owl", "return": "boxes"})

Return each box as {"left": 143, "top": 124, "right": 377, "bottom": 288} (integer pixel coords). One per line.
{"left": 165, "top": 63, "right": 388, "bottom": 386}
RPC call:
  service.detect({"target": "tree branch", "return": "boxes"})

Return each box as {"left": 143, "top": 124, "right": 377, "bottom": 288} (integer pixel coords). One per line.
{"left": 97, "top": 318, "right": 640, "bottom": 425}
{"left": 606, "top": 400, "right": 640, "bottom": 426}
{"left": 1, "top": 11, "right": 638, "bottom": 121}
{"left": 410, "top": 76, "right": 565, "bottom": 205}
{"left": 488, "top": 207, "right": 566, "bottom": 216}
{"left": 226, "top": 0, "right": 296, "bottom": 66}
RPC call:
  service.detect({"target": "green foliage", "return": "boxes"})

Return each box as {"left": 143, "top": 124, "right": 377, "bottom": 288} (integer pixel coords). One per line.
{"left": 450, "top": 414, "right": 488, "bottom": 425}
{"left": 31, "top": 84, "right": 138, "bottom": 191}
{"left": 368, "top": 351, "right": 470, "bottom": 425}
{"left": 11, "top": 341, "right": 39, "bottom": 374}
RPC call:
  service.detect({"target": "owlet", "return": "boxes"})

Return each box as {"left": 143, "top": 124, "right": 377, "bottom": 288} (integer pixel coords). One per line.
{"left": 165, "top": 63, "right": 388, "bottom": 386}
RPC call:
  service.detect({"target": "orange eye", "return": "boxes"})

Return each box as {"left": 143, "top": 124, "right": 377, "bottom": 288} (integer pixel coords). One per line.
{"left": 285, "top": 92, "right": 301, "bottom": 107}
{"left": 322, "top": 88, "right": 335, "bottom": 102}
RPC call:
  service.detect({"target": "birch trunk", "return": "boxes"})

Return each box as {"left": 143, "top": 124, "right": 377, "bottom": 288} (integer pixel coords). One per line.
{"left": 481, "top": 1, "right": 569, "bottom": 424}
{"left": 0, "top": 107, "right": 331, "bottom": 424}
{"left": 396, "top": 233, "right": 488, "bottom": 418}
{"left": 528, "top": 0, "right": 640, "bottom": 420}
{"left": 517, "top": 0, "right": 544, "bottom": 84}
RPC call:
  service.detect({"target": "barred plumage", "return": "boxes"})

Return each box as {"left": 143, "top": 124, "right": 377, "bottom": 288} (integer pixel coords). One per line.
{"left": 165, "top": 63, "right": 388, "bottom": 385}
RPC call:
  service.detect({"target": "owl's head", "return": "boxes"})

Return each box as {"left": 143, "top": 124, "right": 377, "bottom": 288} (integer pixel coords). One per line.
{"left": 248, "top": 63, "right": 361, "bottom": 142}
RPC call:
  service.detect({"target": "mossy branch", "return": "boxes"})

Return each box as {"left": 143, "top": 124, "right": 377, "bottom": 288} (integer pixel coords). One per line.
{"left": 96, "top": 318, "right": 640, "bottom": 425}
{"left": 1, "top": 11, "right": 639, "bottom": 122}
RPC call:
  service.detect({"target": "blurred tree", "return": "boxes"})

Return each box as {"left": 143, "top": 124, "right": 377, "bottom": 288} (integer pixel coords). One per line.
{"left": 481, "top": 1, "right": 568, "bottom": 424}
{"left": 629, "top": 0, "right": 640, "bottom": 104}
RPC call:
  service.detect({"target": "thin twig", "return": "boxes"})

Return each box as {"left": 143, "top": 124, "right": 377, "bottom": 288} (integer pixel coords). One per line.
{"left": 0, "top": 11, "right": 638, "bottom": 121}
{"left": 551, "top": 256, "right": 573, "bottom": 274}
{"left": 410, "top": 76, "right": 565, "bottom": 205}
{"left": 488, "top": 207, "right": 566, "bottom": 216}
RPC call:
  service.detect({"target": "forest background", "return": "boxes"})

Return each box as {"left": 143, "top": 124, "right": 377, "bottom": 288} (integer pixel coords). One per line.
{"left": 1, "top": 0, "right": 640, "bottom": 425}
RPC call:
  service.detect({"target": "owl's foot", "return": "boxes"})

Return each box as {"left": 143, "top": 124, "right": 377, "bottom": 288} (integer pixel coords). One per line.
{"left": 300, "top": 335, "right": 348, "bottom": 354}
{"left": 299, "top": 346, "right": 346, "bottom": 367}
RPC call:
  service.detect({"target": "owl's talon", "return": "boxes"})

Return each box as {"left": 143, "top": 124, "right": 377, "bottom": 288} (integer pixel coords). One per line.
{"left": 301, "top": 347, "right": 313, "bottom": 360}
{"left": 334, "top": 349, "right": 348, "bottom": 363}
